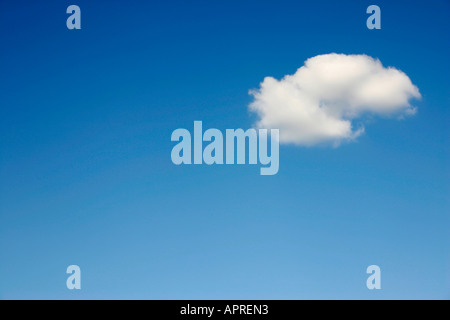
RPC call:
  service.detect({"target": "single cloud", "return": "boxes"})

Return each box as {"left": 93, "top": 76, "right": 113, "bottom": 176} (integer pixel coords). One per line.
{"left": 249, "top": 53, "right": 421, "bottom": 146}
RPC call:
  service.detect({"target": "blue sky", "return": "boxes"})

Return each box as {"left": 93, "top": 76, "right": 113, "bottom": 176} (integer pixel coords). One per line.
{"left": 0, "top": 0, "right": 449, "bottom": 299}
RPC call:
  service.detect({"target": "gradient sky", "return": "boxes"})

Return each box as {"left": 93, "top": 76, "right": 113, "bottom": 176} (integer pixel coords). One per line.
{"left": 0, "top": 0, "right": 449, "bottom": 299}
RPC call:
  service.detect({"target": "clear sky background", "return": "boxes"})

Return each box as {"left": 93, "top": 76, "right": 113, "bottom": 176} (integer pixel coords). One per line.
{"left": 0, "top": 0, "right": 449, "bottom": 299}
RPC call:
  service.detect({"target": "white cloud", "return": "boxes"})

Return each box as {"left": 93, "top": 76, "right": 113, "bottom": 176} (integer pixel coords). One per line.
{"left": 249, "top": 53, "right": 421, "bottom": 146}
